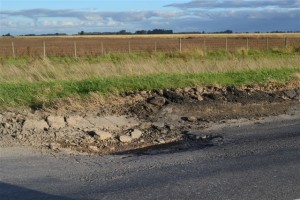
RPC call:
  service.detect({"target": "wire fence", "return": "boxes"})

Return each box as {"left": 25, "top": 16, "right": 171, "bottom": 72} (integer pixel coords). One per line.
{"left": 0, "top": 36, "right": 300, "bottom": 57}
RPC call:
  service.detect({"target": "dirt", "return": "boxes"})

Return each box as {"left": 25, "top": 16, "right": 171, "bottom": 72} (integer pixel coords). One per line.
{"left": 1, "top": 83, "right": 300, "bottom": 155}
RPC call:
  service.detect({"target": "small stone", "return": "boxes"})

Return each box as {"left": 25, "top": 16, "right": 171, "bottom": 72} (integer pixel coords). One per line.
{"left": 294, "top": 94, "right": 300, "bottom": 100}
{"left": 196, "top": 86, "right": 204, "bottom": 93}
{"left": 140, "top": 122, "right": 152, "bottom": 129}
{"left": 49, "top": 142, "right": 60, "bottom": 150}
{"left": 161, "top": 106, "right": 173, "bottom": 114}
{"left": 163, "top": 90, "right": 184, "bottom": 103}
{"left": 131, "top": 129, "right": 143, "bottom": 139}
{"left": 94, "top": 130, "right": 112, "bottom": 140}
{"left": 281, "top": 96, "right": 290, "bottom": 100}
{"left": 185, "top": 133, "right": 197, "bottom": 140}
{"left": 197, "top": 95, "right": 204, "bottom": 101}
{"left": 88, "top": 145, "right": 99, "bottom": 152}
{"left": 152, "top": 122, "right": 165, "bottom": 129}
{"left": 3, "top": 129, "right": 10, "bottom": 135}
{"left": 210, "top": 136, "right": 224, "bottom": 145}
{"left": 66, "top": 116, "right": 80, "bottom": 126}
{"left": 47, "top": 116, "right": 65, "bottom": 129}
{"left": 155, "top": 139, "right": 166, "bottom": 144}
{"left": 23, "top": 119, "right": 49, "bottom": 132}
{"left": 183, "top": 87, "right": 191, "bottom": 93}
{"left": 166, "top": 124, "right": 176, "bottom": 130}
{"left": 16, "top": 134, "right": 23, "bottom": 140}
{"left": 84, "top": 137, "right": 95, "bottom": 144}
{"left": 3, "top": 122, "right": 11, "bottom": 129}
{"left": 119, "top": 135, "right": 132, "bottom": 143}
{"left": 153, "top": 89, "right": 163, "bottom": 95}
{"left": 110, "top": 146, "right": 116, "bottom": 151}
{"left": 184, "top": 131, "right": 211, "bottom": 140}
{"left": 86, "top": 115, "right": 138, "bottom": 131}
{"left": 174, "top": 88, "right": 183, "bottom": 95}
{"left": 201, "top": 135, "right": 209, "bottom": 139}
{"left": 148, "top": 96, "right": 166, "bottom": 106}
{"left": 195, "top": 135, "right": 202, "bottom": 140}
{"left": 187, "top": 116, "right": 197, "bottom": 122}
{"left": 284, "top": 90, "right": 297, "bottom": 99}
{"left": 66, "top": 116, "right": 92, "bottom": 129}
{"left": 140, "top": 91, "right": 147, "bottom": 95}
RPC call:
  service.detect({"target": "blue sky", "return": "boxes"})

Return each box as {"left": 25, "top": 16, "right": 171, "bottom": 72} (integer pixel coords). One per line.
{"left": 0, "top": 0, "right": 300, "bottom": 35}
{"left": 1, "top": 0, "right": 177, "bottom": 11}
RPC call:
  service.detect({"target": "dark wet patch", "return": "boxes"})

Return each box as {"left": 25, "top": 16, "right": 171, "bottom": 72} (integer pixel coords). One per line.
{"left": 113, "top": 134, "right": 224, "bottom": 156}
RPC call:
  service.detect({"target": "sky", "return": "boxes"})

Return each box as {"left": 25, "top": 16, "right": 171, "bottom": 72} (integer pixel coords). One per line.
{"left": 0, "top": 0, "right": 300, "bottom": 35}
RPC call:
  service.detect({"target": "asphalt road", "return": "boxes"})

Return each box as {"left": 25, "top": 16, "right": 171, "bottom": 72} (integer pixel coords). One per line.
{"left": 1, "top": 115, "right": 300, "bottom": 200}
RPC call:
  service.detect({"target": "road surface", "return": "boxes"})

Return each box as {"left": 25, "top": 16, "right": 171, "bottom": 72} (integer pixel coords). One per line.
{"left": 1, "top": 114, "right": 300, "bottom": 200}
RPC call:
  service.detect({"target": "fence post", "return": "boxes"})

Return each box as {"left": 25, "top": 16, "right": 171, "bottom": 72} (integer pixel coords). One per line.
{"left": 285, "top": 37, "right": 288, "bottom": 49}
{"left": 74, "top": 41, "right": 77, "bottom": 57}
{"left": 246, "top": 38, "right": 249, "bottom": 50}
{"left": 128, "top": 41, "right": 131, "bottom": 53}
{"left": 11, "top": 41, "right": 15, "bottom": 57}
{"left": 225, "top": 38, "right": 228, "bottom": 51}
{"left": 203, "top": 38, "right": 206, "bottom": 50}
{"left": 154, "top": 42, "right": 157, "bottom": 52}
{"left": 266, "top": 37, "right": 269, "bottom": 50}
{"left": 43, "top": 41, "right": 46, "bottom": 58}
{"left": 101, "top": 42, "right": 104, "bottom": 54}
{"left": 179, "top": 38, "right": 182, "bottom": 52}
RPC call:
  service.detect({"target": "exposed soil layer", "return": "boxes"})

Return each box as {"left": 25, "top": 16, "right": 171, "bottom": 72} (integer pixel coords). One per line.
{"left": 1, "top": 84, "right": 300, "bottom": 155}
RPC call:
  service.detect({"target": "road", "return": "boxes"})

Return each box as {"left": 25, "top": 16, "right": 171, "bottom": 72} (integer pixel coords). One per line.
{"left": 1, "top": 114, "right": 300, "bottom": 200}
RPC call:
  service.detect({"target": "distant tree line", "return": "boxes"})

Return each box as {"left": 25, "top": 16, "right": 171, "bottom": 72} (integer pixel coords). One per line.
{"left": 78, "top": 29, "right": 173, "bottom": 35}
{"left": 177, "top": 30, "right": 233, "bottom": 34}
{"left": 2, "top": 30, "right": 300, "bottom": 37}
{"left": 2, "top": 33, "right": 11, "bottom": 36}
{"left": 16, "top": 33, "right": 67, "bottom": 37}
{"left": 135, "top": 29, "right": 173, "bottom": 34}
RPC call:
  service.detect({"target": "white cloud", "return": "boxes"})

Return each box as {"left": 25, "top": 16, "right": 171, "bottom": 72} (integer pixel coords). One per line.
{"left": 0, "top": 18, "right": 35, "bottom": 28}
{"left": 165, "top": 0, "right": 300, "bottom": 9}
{"left": 37, "top": 20, "right": 83, "bottom": 28}
{"left": 0, "top": 1, "right": 299, "bottom": 35}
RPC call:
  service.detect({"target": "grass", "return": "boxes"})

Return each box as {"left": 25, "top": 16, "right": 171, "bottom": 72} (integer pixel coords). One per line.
{"left": 1, "top": 49, "right": 299, "bottom": 83}
{"left": 0, "top": 48, "right": 299, "bottom": 109}
{"left": 0, "top": 67, "right": 299, "bottom": 109}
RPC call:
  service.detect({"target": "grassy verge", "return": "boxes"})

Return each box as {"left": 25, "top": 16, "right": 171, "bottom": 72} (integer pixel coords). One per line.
{"left": 0, "top": 67, "right": 299, "bottom": 109}
{"left": 0, "top": 49, "right": 299, "bottom": 109}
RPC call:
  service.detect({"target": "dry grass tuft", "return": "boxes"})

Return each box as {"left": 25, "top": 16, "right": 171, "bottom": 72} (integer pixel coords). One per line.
{"left": 236, "top": 48, "right": 249, "bottom": 56}
{"left": 49, "top": 92, "right": 146, "bottom": 114}
{"left": 1, "top": 52, "right": 299, "bottom": 83}
{"left": 293, "top": 73, "right": 300, "bottom": 80}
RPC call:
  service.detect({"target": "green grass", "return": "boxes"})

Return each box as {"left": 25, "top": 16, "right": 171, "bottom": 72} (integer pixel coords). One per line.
{"left": 0, "top": 67, "right": 299, "bottom": 109}
{"left": 1, "top": 48, "right": 299, "bottom": 109}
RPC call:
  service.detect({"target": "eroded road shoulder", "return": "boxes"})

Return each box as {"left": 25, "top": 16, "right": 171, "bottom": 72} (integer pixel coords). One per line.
{"left": 0, "top": 85, "right": 300, "bottom": 155}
